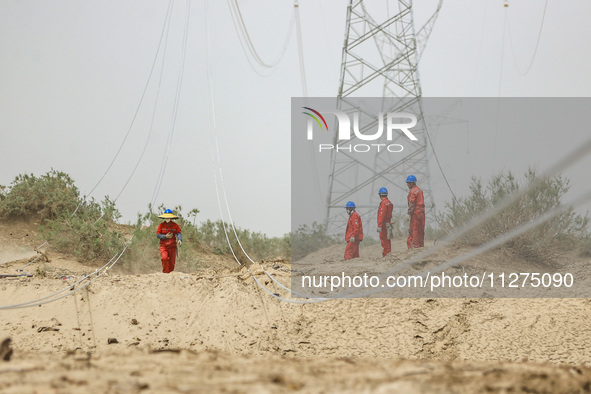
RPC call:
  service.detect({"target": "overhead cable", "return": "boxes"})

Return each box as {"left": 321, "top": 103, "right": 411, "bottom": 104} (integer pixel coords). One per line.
{"left": 294, "top": 1, "right": 308, "bottom": 96}
{"left": 73, "top": 0, "right": 175, "bottom": 216}
{"left": 2, "top": 3, "right": 177, "bottom": 305}
{"left": 226, "top": 0, "right": 295, "bottom": 77}
{"left": 507, "top": 0, "right": 548, "bottom": 76}
{"left": 205, "top": 0, "right": 323, "bottom": 304}
{"left": 151, "top": 0, "right": 192, "bottom": 206}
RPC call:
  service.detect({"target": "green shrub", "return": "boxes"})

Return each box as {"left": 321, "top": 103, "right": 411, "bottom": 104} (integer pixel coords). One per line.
{"left": 0, "top": 170, "right": 79, "bottom": 220}
{"left": 121, "top": 204, "right": 290, "bottom": 271}
{"left": 192, "top": 218, "right": 289, "bottom": 264}
{"left": 291, "top": 222, "right": 340, "bottom": 261}
{"left": 435, "top": 169, "right": 589, "bottom": 263}
{"left": 1, "top": 171, "right": 290, "bottom": 270}
{"left": 40, "top": 196, "right": 124, "bottom": 262}
{"left": 0, "top": 169, "right": 125, "bottom": 263}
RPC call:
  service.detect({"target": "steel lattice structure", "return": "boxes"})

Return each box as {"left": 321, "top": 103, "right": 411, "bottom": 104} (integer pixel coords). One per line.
{"left": 325, "top": 0, "right": 441, "bottom": 235}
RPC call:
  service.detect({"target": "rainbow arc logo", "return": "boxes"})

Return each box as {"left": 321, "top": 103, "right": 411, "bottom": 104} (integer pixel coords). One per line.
{"left": 302, "top": 107, "right": 328, "bottom": 132}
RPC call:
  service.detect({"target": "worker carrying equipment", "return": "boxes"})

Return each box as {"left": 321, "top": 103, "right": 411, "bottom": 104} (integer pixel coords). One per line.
{"left": 377, "top": 187, "right": 394, "bottom": 257}
{"left": 156, "top": 209, "right": 183, "bottom": 273}
{"left": 406, "top": 176, "right": 425, "bottom": 249}
{"left": 344, "top": 201, "right": 363, "bottom": 260}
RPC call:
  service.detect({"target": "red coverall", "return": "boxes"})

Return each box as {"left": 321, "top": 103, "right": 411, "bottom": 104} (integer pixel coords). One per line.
{"left": 407, "top": 185, "right": 425, "bottom": 249}
{"left": 157, "top": 221, "right": 182, "bottom": 273}
{"left": 345, "top": 211, "right": 363, "bottom": 260}
{"left": 377, "top": 197, "right": 393, "bottom": 257}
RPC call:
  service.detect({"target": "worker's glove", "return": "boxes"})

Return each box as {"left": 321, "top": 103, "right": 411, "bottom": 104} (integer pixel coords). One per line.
{"left": 166, "top": 233, "right": 173, "bottom": 239}
{"left": 377, "top": 227, "right": 382, "bottom": 233}
{"left": 350, "top": 237, "right": 356, "bottom": 243}
{"left": 177, "top": 240, "right": 182, "bottom": 247}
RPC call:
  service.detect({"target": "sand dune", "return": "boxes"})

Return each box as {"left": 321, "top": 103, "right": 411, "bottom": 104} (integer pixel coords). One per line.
{"left": 1, "top": 224, "right": 591, "bottom": 392}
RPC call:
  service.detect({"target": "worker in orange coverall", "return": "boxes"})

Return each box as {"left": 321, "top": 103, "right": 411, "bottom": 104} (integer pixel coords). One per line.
{"left": 344, "top": 201, "right": 363, "bottom": 260}
{"left": 377, "top": 187, "right": 394, "bottom": 257}
{"left": 156, "top": 209, "right": 183, "bottom": 273}
{"left": 406, "top": 175, "right": 425, "bottom": 249}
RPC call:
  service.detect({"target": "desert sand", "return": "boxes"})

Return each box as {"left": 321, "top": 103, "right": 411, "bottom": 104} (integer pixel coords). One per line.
{"left": 1, "top": 221, "right": 591, "bottom": 393}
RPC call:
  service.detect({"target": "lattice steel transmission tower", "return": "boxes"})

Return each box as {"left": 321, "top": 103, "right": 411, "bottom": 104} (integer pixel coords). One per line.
{"left": 325, "top": 0, "right": 442, "bottom": 235}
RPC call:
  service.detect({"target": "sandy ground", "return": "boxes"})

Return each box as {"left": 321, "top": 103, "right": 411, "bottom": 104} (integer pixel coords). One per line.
{"left": 1, "top": 222, "right": 591, "bottom": 393}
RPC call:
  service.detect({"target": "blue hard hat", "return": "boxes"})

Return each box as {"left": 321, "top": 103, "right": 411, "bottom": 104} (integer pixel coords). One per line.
{"left": 345, "top": 201, "right": 356, "bottom": 208}
{"left": 406, "top": 175, "right": 417, "bottom": 183}
{"left": 164, "top": 209, "right": 173, "bottom": 214}
{"left": 379, "top": 187, "right": 388, "bottom": 195}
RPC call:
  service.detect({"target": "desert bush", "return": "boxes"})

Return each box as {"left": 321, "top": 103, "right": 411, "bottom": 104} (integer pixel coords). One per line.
{"left": 291, "top": 222, "right": 340, "bottom": 261}
{"left": 435, "top": 169, "right": 589, "bottom": 263}
{"left": 40, "top": 196, "right": 124, "bottom": 262}
{"left": 0, "top": 169, "right": 125, "bottom": 262}
{"left": 1, "top": 170, "right": 290, "bottom": 269}
{"left": 193, "top": 218, "right": 289, "bottom": 264}
{"left": 121, "top": 204, "right": 290, "bottom": 271}
{"left": 0, "top": 170, "right": 79, "bottom": 220}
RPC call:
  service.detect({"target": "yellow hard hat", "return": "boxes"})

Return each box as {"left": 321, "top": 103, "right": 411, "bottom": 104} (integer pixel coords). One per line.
{"left": 158, "top": 209, "right": 179, "bottom": 219}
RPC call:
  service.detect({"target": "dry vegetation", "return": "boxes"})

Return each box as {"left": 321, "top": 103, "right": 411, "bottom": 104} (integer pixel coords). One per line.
{"left": 435, "top": 169, "right": 589, "bottom": 263}
{"left": 0, "top": 170, "right": 289, "bottom": 271}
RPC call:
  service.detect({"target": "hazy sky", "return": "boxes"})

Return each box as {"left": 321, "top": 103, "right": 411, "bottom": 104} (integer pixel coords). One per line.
{"left": 292, "top": 97, "right": 591, "bottom": 234}
{"left": 1, "top": 0, "right": 590, "bottom": 237}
